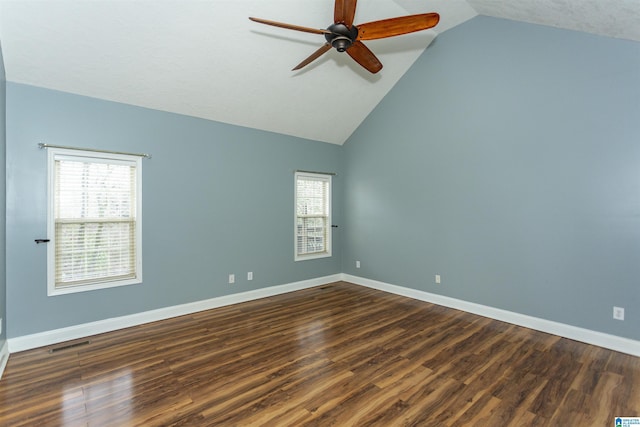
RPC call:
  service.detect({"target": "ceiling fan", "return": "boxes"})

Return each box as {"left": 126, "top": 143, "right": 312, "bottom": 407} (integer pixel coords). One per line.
{"left": 249, "top": 0, "right": 440, "bottom": 74}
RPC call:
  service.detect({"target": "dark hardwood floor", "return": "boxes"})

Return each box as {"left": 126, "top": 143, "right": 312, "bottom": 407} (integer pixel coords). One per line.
{"left": 0, "top": 282, "right": 638, "bottom": 426}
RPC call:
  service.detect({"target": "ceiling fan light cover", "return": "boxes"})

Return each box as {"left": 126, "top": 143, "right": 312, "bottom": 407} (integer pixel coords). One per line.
{"left": 325, "top": 23, "right": 358, "bottom": 52}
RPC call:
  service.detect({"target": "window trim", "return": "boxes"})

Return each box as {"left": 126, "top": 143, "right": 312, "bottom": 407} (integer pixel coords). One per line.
{"left": 47, "top": 148, "right": 143, "bottom": 296}
{"left": 294, "top": 171, "right": 332, "bottom": 261}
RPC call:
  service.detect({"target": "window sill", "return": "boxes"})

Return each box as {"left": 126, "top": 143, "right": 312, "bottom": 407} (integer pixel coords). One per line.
{"left": 48, "top": 277, "right": 143, "bottom": 296}
{"left": 295, "top": 252, "right": 332, "bottom": 262}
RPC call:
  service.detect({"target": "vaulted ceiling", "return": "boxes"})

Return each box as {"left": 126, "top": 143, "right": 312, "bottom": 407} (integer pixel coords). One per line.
{"left": 1, "top": 0, "right": 638, "bottom": 145}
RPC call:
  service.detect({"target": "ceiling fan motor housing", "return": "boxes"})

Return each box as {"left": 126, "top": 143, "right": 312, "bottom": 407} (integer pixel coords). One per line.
{"left": 325, "top": 23, "right": 358, "bottom": 51}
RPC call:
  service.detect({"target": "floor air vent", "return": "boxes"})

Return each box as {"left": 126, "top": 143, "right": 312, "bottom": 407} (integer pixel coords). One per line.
{"left": 48, "top": 340, "right": 91, "bottom": 353}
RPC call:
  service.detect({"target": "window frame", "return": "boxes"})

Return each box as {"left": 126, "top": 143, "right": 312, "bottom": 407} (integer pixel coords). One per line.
{"left": 294, "top": 171, "right": 332, "bottom": 261}
{"left": 47, "top": 148, "right": 143, "bottom": 296}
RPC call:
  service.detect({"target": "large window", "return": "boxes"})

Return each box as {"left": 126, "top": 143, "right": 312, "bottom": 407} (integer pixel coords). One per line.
{"left": 47, "top": 148, "right": 142, "bottom": 295}
{"left": 295, "top": 172, "right": 331, "bottom": 261}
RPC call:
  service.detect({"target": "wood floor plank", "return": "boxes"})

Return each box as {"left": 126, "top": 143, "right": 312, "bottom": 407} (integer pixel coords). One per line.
{"left": 1, "top": 281, "right": 638, "bottom": 426}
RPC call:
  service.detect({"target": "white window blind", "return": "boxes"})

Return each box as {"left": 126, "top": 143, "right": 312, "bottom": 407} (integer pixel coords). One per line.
{"left": 295, "top": 172, "right": 331, "bottom": 260}
{"left": 48, "top": 149, "right": 142, "bottom": 295}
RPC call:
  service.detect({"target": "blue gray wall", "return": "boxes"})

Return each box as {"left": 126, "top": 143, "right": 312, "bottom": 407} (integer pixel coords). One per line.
{"left": 0, "top": 43, "right": 6, "bottom": 345}
{"left": 5, "top": 83, "right": 342, "bottom": 337}
{"left": 343, "top": 16, "right": 640, "bottom": 340}
{"left": 4, "top": 16, "right": 640, "bottom": 343}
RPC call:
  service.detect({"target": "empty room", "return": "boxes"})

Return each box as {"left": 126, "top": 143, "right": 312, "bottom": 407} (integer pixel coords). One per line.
{"left": 0, "top": 0, "right": 639, "bottom": 425}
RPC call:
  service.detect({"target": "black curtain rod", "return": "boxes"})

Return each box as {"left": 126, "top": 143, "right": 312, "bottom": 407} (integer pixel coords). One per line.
{"left": 294, "top": 169, "right": 336, "bottom": 176}
{"left": 38, "top": 143, "right": 151, "bottom": 159}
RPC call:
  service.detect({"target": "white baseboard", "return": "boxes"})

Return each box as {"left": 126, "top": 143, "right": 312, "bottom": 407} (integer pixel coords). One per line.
{"left": 0, "top": 340, "right": 9, "bottom": 379}
{"left": 7, "top": 274, "right": 341, "bottom": 353}
{"left": 8, "top": 273, "right": 639, "bottom": 358}
{"left": 342, "top": 274, "right": 640, "bottom": 357}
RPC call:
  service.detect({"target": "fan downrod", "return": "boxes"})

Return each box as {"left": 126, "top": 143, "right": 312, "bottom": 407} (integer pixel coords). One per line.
{"left": 325, "top": 23, "right": 358, "bottom": 52}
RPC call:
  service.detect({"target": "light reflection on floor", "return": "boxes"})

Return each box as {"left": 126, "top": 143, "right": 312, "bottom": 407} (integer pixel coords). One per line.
{"left": 82, "top": 368, "right": 133, "bottom": 425}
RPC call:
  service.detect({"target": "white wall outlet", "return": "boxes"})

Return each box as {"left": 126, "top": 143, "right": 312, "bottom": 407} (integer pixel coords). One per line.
{"left": 356, "top": 261, "right": 361, "bottom": 269}
{"left": 435, "top": 274, "right": 441, "bottom": 284}
{"left": 613, "top": 306, "right": 625, "bottom": 321}
{"left": 228, "top": 274, "right": 235, "bottom": 284}
{"left": 247, "top": 272, "right": 253, "bottom": 281}
{"left": 0, "top": 318, "right": 2, "bottom": 335}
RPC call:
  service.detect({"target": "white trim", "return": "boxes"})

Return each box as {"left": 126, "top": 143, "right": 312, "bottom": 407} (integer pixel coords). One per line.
{"left": 0, "top": 341, "right": 9, "bottom": 380}
{"left": 47, "top": 147, "right": 143, "bottom": 296}
{"left": 8, "top": 273, "right": 638, "bottom": 357}
{"left": 342, "top": 274, "right": 640, "bottom": 357}
{"left": 8, "top": 274, "right": 341, "bottom": 353}
{"left": 294, "top": 172, "right": 332, "bottom": 262}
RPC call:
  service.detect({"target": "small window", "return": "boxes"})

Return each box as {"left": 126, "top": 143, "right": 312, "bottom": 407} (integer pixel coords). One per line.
{"left": 295, "top": 172, "right": 331, "bottom": 261}
{"left": 47, "top": 148, "right": 142, "bottom": 295}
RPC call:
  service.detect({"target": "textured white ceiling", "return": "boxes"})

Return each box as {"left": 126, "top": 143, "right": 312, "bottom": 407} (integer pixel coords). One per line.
{"left": 468, "top": 0, "right": 640, "bottom": 42}
{"left": 0, "top": 1, "right": 638, "bottom": 145}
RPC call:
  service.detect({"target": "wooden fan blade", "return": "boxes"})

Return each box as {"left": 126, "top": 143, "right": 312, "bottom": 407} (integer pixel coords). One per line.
{"left": 249, "top": 17, "right": 331, "bottom": 35}
{"left": 293, "top": 43, "right": 332, "bottom": 71}
{"left": 346, "top": 41, "right": 383, "bottom": 74}
{"left": 334, "top": 0, "right": 357, "bottom": 28}
{"left": 356, "top": 13, "right": 440, "bottom": 40}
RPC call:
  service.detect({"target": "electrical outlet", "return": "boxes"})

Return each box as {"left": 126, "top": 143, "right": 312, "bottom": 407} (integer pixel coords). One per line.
{"left": 435, "top": 274, "right": 441, "bottom": 284}
{"left": 356, "top": 261, "right": 360, "bottom": 269}
{"left": 613, "top": 306, "right": 625, "bottom": 321}
{"left": 0, "top": 318, "right": 2, "bottom": 335}
{"left": 228, "top": 274, "right": 235, "bottom": 284}
{"left": 247, "top": 272, "right": 253, "bottom": 281}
